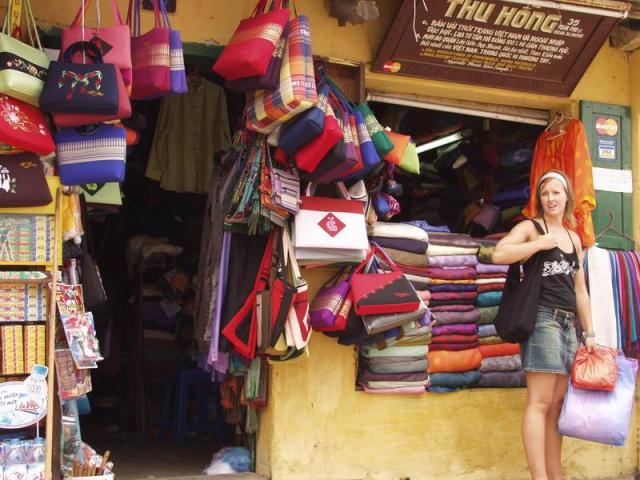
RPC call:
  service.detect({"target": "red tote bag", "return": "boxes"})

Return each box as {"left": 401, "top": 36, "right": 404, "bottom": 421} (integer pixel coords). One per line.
{"left": 127, "top": 0, "right": 171, "bottom": 100}
{"left": 212, "top": 0, "right": 290, "bottom": 81}
{"left": 52, "top": 67, "right": 131, "bottom": 128}
{"left": 62, "top": 0, "right": 132, "bottom": 93}
{"left": 0, "top": 94, "right": 54, "bottom": 155}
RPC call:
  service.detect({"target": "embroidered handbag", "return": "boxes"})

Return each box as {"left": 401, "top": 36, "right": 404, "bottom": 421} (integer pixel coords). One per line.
{"left": 494, "top": 219, "right": 546, "bottom": 343}
{"left": 55, "top": 124, "right": 126, "bottom": 185}
{"left": 571, "top": 345, "right": 618, "bottom": 392}
{"left": 246, "top": 15, "right": 318, "bottom": 134}
{"left": 278, "top": 83, "right": 327, "bottom": 155}
{"left": 0, "top": 0, "right": 50, "bottom": 106}
{"left": 127, "top": 0, "right": 171, "bottom": 100}
{"left": 159, "top": 0, "right": 187, "bottom": 94}
{"left": 52, "top": 66, "right": 130, "bottom": 128}
{"left": 0, "top": 94, "right": 54, "bottom": 154}
{"left": 350, "top": 244, "right": 421, "bottom": 316}
{"left": 61, "top": 0, "right": 132, "bottom": 93}
{"left": 212, "top": 0, "right": 290, "bottom": 81}
{"left": 40, "top": 41, "right": 119, "bottom": 115}
{"left": 0, "top": 153, "right": 51, "bottom": 207}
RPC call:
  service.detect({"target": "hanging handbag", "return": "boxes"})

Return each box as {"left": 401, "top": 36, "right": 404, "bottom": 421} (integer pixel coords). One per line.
{"left": 282, "top": 224, "right": 311, "bottom": 350}
{"left": 310, "top": 269, "right": 352, "bottom": 331}
{"left": 383, "top": 130, "right": 410, "bottom": 166}
{"left": 559, "top": 355, "right": 638, "bottom": 446}
{"left": 55, "top": 123, "right": 126, "bottom": 185}
{"left": 350, "top": 244, "right": 421, "bottom": 316}
{"left": 52, "top": 65, "right": 131, "bottom": 127}
{"left": 127, "top": 0, "right": 171, "bottom": 100}
{"left": 212, "top": 0, "right": 290, "bottom": 81}
{"left": 40, "top": 41, "right": 119, "bottom": 115}
{"left": 494, "top": 219, "right": 547, "bottom": 343}
{"left": 0, "top": 94, "right": 54, "bottom": 154}
{"left": 354, "top": 110, "right": 382, "bottom": 170}
{"left": 159, "top": 0, "right": 187, "bottom": 94}
{"left": 398, "top": 141, "right": 420, "bottom": 174}
{"left": 294, "top": 99, "right": 342, "bottom": 173}
{"left": 61, "top": 0, "right": 132, "bottom": 92}
{"left": 246, "top": 14, "right": 318, "bottom": 134}
{"left": 0, "top": 0, "right": 50, "bottom": 106}
{"left": 0, "top": 153, "right": 51, "bottom": 207}
{"left": 571, "top": 345, "right": 618, "bottom": 392}
{"left": 79, "top": 182, "right": 122, "bottom": 206}
{"left": 353, "top": 103, "right": 393, "bottom": 158}
{"left": 278, "top": 83, "right": 328, "bottom": 155}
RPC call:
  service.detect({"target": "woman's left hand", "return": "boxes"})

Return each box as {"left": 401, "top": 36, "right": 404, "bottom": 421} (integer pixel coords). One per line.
{"left": 584, "top": 337, "right": 596, "bottom": 353}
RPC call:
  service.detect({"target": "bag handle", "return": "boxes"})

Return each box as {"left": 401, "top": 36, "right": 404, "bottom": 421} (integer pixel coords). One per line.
{"left": 62, "top": 41, "right": 104, "bottom": 64}
{"left": 353, "top": 243, "right": 399, "bottom": 274}
{"left": 127, "top": 0, "right": 161, "bottom": 36}
{"left": 282, "top": 223, "right": 305, "bottom": 285}
{"left": 71, "top": 0, "right": 125, "bottom": 28}
{"left": 2, "top": 0, "right": 42, "bottom": 50}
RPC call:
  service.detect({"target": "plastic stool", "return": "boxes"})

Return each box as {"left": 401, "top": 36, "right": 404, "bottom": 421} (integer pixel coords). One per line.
{"left": 159, "top": 369, "right": 226, "bottom": 445}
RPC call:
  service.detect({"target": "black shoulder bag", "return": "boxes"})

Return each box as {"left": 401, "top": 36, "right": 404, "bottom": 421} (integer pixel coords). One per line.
{"left": 494, "top": 219, "right": 547, "bottom": 343}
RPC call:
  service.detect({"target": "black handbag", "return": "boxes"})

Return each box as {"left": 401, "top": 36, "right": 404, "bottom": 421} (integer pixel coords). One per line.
{"left": 494, "top": 219, "right": 547, "bottom": 343}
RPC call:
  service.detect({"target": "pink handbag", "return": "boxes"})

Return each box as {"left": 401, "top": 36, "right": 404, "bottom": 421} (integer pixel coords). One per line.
{"left": 52, "top": 67, "right": 131, "bottom": 128}
{"left": 127, "top": 0, "right": 171, "bottom": 100}
{"left": 61, "top": 0, "right": 132, "bottom": 93}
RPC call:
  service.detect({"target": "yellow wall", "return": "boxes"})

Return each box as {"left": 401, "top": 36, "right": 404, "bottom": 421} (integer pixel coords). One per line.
{"left": 29, "top": 1, "right": 640, "bottom": 478}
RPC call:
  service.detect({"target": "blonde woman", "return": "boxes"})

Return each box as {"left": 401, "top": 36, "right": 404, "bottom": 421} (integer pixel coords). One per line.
{"left": 492, "top": 169, "right": 595, "bottom": 480}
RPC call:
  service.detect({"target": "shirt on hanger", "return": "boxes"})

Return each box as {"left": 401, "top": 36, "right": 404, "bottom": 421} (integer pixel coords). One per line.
{"left": 145, "top": 78, "right": 231, "bottom": 193}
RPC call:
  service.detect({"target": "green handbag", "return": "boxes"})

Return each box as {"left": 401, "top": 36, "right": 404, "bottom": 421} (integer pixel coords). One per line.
{"left": 353, "top": 103, "right": 394, "bottom": 158}
{"left": 0, "top": 0, "right": 50, "bottom": 106}
{"left": 80, "top": 182, "right": 123, "bottom": 206}
{"left": 399, "top": 141, "right": 420, "bottom": 174}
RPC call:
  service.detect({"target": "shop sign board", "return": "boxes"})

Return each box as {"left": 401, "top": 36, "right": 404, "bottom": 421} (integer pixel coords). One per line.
{"left": 373, "top": 0, "right": 625, "bottom": 96}
{"left": 0, "top": 366, "right": 48, "bottom": 429}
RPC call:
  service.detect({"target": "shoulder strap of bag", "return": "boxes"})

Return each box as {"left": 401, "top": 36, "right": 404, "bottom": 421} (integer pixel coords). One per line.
{"left": 3, "top": 0, "right": 42, "bottom": 49}
{"left": 72, "top": 0, "right": 125, "bottom": 28}
{"left": 530, "top": 218, "right": 546, "bottom": 236}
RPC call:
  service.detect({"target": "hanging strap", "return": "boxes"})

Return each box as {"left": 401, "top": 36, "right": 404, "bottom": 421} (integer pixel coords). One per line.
{"left": 2, "top": 0, "right": 42, "bottom": 49}
{"left": 71, "top": 0, "right": 124, "bottom": 27}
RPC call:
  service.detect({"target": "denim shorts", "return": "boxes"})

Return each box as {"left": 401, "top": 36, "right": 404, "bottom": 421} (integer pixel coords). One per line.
{"left": 521, "top": 305, "right": 578, "bottom": 375}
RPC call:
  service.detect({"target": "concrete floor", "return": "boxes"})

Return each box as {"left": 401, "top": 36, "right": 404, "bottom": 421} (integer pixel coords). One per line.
{"left": 85, "top": 431, "right": 262, "bottom": 480}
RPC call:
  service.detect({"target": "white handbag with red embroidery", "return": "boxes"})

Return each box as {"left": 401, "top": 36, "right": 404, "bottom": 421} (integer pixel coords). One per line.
{"left": 293, "top": 196, "right": 368, "bottom": 265}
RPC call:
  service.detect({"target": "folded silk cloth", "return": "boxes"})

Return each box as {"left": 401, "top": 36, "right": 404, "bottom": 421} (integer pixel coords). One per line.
{"left": 433, "top": 309, "right": 480, "bottom": 324}
{"left": 429, "top": 278, "right": 477, "bottom": 285}
{"left": 362, "top": 385, "right": 427, "bottom": 394}
{"left": 476, "top": 263, "right": 509, "bottom": 274}
{"left": 428, "top": 255, "right": 478, "bottom": 267}
{"left": 477, "top": 272, "right": 508, "bottom": 279}
{"left": 361, "top": 380, "right": 429, "bottom": 389}
{"left": 477, "top": 370, "right": 525, "bottom": 388}
{"left": 363, "top": 359, "right": 429, "bottom": 375}
{"left": 430, "top": 291, "right": 478, "bottom": 302}
{"left": 427, "top": 232, "right": 481, "bottom": 248}
{"left": 385, "top": 248, "right": 429, "bottom": 267}
{"left": 500, "top": 205, "right": 524, "bottom": 223}
{"left": 369, "top": 221, "right": 428, "bottom": 241}
{"left": 479, "top": 335, "right": 503, "bottom": 345}
{"left": 430, "top": 299, "right": 475, "bottom": 307}
{"left": 402, "top": 265, "right": 477, "bottom": 280}
{"left": 395, "top": 335, "right": 433, "bottom": 347}
{"left": 428, "top": 284, "right": 477, "bottom": 293}
{"left": 478, "top": 245, "right": 496, "bottom": 264}
{"left": 478, "top": 306, "right": 499, "bottom": 324}
{"left": 479, "top": 342, "right": 520, "bottom": 357}
{"left": 362, "top": 345, "right": 428, "bottom": 358}
{"left": 427, "top": 244, "right": 479, "bottom": 256}
{"left": 432, "top": 323, "right": 478, "bottom": 336}
{"left": 432, "top": 334, "right": 479, "bottom": 344}
{"left": 359, "top": 369, "right": 428, "bottom": 382}
{"left": 478, "top": 283, "right": 505, "bottom": 293}
{"left": 429, "top": 370, "right": 482, "bottom": 388}
{"left": 477, "top": 277, "right": 506, "bottom": 284}
{"left": 405, "top": 219, "right": 450, "bottom": 233}
{"left": 428, "top": 385, "right": 461, "bottom": 393}
{"left": 586, "top": 246, "right": 618, "bottom": 349}
{"left": 478, "top": 324, "right": 497, "bottom": 337}
{"left": 371, "top": 236, "right": 428, "bottom": 254}
{"left": 429, "top": 342, "right": 479, "bottom": 351}
{"left": 476, "top": 291, "right": 503, "bottom": 307}
{"left": 428, "top": 348, "right": 482, "bottom": 373}
{"left": 494, "top": 185, "right": 530, "bottom": 206}
{"left": 431, "top": 304, "right": 475, "bottom": 312}
{"left": 480, "top": 353, "right": 522, "bottom": 372}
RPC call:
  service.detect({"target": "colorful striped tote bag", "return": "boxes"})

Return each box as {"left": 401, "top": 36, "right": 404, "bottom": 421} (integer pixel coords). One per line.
{"left": 246, "top": 15, "right": 317, "bottom": 134}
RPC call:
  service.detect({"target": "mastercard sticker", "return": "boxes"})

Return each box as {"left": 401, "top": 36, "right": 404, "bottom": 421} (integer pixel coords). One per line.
{"left": 595, "top": 117, "right": 618, "bottom": 136}
{"left": 383, "top": 61, "right": 401, "bottom": 73}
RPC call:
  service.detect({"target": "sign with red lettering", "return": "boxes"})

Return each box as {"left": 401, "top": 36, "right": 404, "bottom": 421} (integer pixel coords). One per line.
{"left": 373, "top": 0, "right": 627, "bottom": 96}
{"left": 0, "top": 381, "right": 47, "bottom": 429}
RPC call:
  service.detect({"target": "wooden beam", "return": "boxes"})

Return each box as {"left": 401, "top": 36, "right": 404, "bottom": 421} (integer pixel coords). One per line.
{"left": 610, "top": 23, "right": 640, "bottom": 51}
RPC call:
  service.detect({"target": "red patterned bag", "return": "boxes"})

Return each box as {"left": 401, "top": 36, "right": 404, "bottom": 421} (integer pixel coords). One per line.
{"left": 0, "top": 94, "right": 54, "bottom": 155}
{"left": 212, "top": 0, "right": 289, "bottom": 81}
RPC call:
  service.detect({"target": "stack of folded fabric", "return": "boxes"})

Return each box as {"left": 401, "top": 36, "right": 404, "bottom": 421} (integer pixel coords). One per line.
{"left": 357, "top": 344, "right": 430, "bottom": 394}
{"left": 475, "top": 241, "right": 525, "bottom": 387}
{"left": 369, "top": 221, "right": 429, "bottom": 267}
{"left": 416, "top": 233, "right": 483, "bottom": 392}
